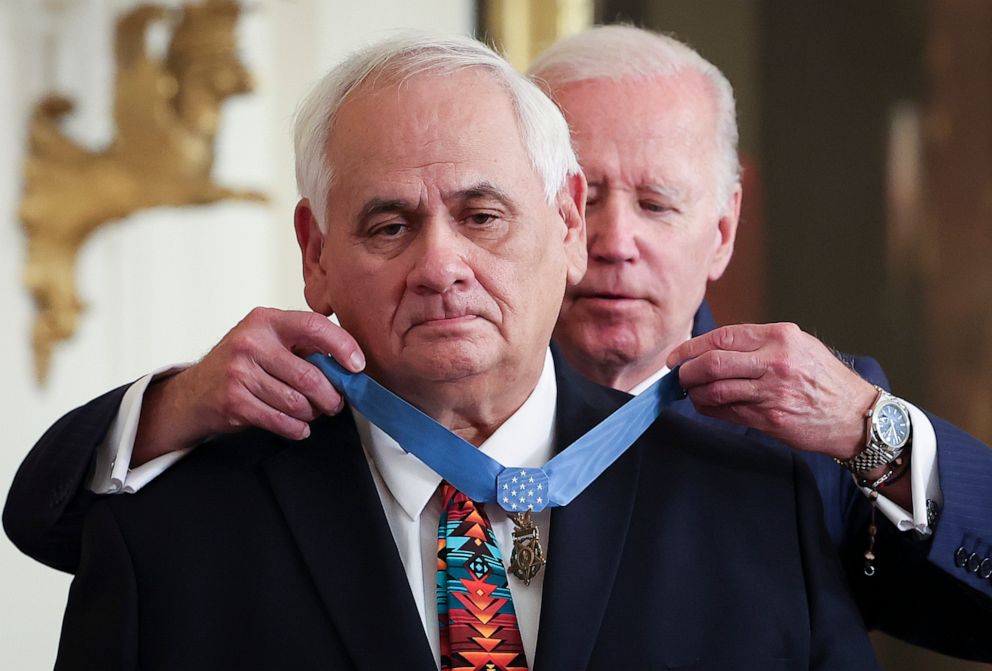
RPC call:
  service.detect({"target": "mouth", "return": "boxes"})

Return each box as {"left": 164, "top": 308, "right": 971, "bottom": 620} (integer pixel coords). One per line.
{"left": 406, "top": 313, "right": 482, "bottom": 335}
{"left": 417, "top": 314, "right": 477, "bottom": 326}
{"left": 576, "top": 291, "right": 642, "bottom": 302}
{"left": 571, "top": 292, "right": 644, "bottom": 312}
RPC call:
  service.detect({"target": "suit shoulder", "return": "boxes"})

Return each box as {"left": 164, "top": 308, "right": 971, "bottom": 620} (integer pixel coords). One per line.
{"left": 641, "top": 410, "right": 798, "bottom": 484}
{"left": 105, "top": 413, "right": 354, "bottom": 516}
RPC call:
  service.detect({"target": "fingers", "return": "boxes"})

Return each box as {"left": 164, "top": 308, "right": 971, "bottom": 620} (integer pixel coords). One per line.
{"left": 198, "top": 307, "right": 367, "bottom": 442}
{"left": 235, "top": 392, "right": 313, "bottom": 441}
{"left": 685, "top": 378, "right": 764, "bottom": 408}
{"left": 268, "top": 310, "right": 366, "bottom": 372}
{"left": 677, "top": 349, "right": 767, "bottom": 390}
{"left": 667, "top": 322, "right": 803, "bottom": 367}
{"left": 256, "top": 346, "right": 344, "bottom": 418}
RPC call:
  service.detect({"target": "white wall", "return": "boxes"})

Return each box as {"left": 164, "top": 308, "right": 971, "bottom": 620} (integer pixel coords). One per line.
{"left": 0, "top": 0, "right": 474, "bottom": 666}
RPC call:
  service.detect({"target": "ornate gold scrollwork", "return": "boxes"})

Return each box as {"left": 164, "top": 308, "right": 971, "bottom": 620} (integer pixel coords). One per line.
{"left": 20, "top": 0, "right": 265, "bottom": 384}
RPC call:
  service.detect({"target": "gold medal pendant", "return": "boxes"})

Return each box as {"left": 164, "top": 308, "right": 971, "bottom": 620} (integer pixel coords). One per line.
{"left": 508, "top": 511, "right": 545, "bottom": 586}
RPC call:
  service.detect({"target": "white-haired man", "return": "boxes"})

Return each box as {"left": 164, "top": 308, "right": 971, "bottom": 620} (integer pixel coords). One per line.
{"left": 6, "top": 25, "right": 991, "bottom": 663}
{"left": 42, "top": 35, "right": 875, "bottom": 670}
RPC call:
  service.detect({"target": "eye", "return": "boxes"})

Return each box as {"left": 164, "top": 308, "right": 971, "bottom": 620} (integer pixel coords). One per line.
{"left": 639, "top": 200, "right": 672, "bottom": 214}
{"left": 466, "top": 212, "right": 499, "bottom": 226}
{"left": 585, "top": 186, "right": 602, "bottom": 208}
{"left": 370, "top": 222, "right": 407, "bottom": 238}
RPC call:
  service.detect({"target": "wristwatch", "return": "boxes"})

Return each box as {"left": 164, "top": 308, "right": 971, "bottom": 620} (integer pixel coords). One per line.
{"left": 837, "top": 386, "right": 912, "bottom": 474}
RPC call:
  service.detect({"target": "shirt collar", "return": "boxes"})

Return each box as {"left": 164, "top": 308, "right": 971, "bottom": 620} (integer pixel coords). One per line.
{"left": 626, "top": 331, "right": 693, "bottom": 396}
{"left": 627, "top": 364, "right": 671, "bottom": 396}
{"left": 353, "top": 349, "right": 558, "bottom": 522}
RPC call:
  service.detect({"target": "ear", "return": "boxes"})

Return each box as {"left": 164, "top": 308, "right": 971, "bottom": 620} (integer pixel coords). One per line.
{"left": 294, "top": 199, "right": 334, "bottom": 315}
{"left": 557, "top": 171, "right": 588, "bottom": 286}
{"left": 707, "top": 183, "right": 741, "bottom": 282}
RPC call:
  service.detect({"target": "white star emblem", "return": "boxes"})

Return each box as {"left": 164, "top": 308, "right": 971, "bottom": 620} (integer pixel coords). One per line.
{"left": 528, "top": 490, "right": 534, "bottom": 497}
{"left": 519, "top": 470, "right": 527, "bottom": 476}
{"left": 503, "top": 496, "right": 509, "bottom": 503}
{"left": 537, "top": 497, "right": 543, "bottom": 504}
{"left": 537, "top": 484, "right": 543, "bottom": 490}
{"left": 511, "top": 476, "right": 518, "bottom": 483}
{"left": 503, "top": 483, "right": 509, "bottom": 490}
{"left": 529, "top": 477, "right": 535, "bottom": 483}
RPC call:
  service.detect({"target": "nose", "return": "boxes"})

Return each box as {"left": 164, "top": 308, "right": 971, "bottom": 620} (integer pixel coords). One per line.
{"left": 406, "top": 219, "right": 474, "bottom": 295}
{"left": 587, "top": 194, "right": 639, "bottom": 264}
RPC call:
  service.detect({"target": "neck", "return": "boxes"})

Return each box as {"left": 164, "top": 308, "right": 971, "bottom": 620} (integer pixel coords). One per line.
{"left": 562, "top": 345, "right": 673, "bottom": 393}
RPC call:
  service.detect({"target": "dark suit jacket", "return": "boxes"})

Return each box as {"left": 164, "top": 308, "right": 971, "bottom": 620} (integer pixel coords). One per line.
{"left": 48, "top": 352, "right": 876, "bottom": 670}
{"left": 674, "top": 304, "right": 992, "bottom": 659}
{"left": 6, "top": 303, "right": 992, "bottom": 660}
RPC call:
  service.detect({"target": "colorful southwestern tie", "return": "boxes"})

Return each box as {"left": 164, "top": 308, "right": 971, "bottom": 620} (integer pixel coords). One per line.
{"left": 306, "top": 353, "right": 684, "bottom": 582}
{"left": 437, "top": 482, "right": 528, "bottom": 671}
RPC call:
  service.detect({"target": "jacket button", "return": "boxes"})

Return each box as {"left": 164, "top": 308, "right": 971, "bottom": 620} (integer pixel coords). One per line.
{"left": 954, "top": 546, "right": 969, "bottom": 568}
{"left": 967, "top": 552, "right": 982, "bottom": 573}
{"left": 979, "top": 557, "right": 992, "bottom": 580}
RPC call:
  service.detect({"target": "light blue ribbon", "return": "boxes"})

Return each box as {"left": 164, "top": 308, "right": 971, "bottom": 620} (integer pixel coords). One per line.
{"left": 306, "top": 353, "right": 684, "bottom": 512}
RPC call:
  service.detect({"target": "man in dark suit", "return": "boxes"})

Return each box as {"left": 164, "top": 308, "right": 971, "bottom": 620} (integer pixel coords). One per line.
{"left": 24, "top": 33, "right": 878, "bottom": 670}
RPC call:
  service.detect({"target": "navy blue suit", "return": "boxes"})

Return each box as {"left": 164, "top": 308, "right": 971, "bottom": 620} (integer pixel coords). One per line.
{"left": 46, "top": 350, "right": 876, "bottom": 670}
{"left": 672, "top": 303, "right": 992, "bottom": 659}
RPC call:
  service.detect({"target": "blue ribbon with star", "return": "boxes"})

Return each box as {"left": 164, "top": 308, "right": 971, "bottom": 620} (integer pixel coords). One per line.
{"left": 306, "top": 353, "right": 685, "bottom": 512}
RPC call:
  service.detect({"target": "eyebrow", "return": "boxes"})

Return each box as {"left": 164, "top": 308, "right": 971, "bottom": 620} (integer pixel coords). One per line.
{"left": 641, "top": 182, "right": 685, "bottom": 202}
{"left": 356, "top": 182, "right": 515, "bottom": 223}
{"left": 456, "top": 182, "right": 515, "bottom": 210}
{"left": 357, "top": 198, "right": 412, "bottom": 223}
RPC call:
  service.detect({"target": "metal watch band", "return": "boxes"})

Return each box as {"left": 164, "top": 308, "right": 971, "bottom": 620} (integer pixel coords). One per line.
{"left": 835, "top": 387, "right": 909, "bottom": 474}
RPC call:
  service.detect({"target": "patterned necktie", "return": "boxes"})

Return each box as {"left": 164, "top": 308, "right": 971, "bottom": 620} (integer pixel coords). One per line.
{"left": 436, "top": 482, "right": 528, "bottom": 671}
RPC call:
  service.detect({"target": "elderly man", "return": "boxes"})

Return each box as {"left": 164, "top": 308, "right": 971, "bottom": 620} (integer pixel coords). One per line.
{"left": 5, "top": 25, "right": 991, "bottom": 661}
{"left": 40, "top": 35, "right": 874, "bottom": 670}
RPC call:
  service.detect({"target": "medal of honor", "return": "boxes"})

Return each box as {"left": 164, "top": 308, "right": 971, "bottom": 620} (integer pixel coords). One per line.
{"left": 508, "top": 511, "right": 545, "bottom": 585}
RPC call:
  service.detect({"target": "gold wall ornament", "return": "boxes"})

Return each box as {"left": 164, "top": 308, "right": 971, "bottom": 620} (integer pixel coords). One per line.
{"left": 20, "top": 0, "right": 266, "bottom": 385}
{"left": 481, "top": 0, "right": 593, "bottom": 72}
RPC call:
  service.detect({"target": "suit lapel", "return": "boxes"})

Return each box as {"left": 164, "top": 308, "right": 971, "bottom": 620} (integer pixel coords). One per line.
{"left": 262, "top": 413, "right": 436, "bottom": 671}
{"left": 692, "top": 299, "right": 718, "bottom": 337}
{"left": 534, "top": 353, "right": 643, "bottom": 670}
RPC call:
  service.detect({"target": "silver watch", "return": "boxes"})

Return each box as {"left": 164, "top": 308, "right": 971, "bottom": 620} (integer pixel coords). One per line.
{"left": 836, "top": 387, "right": 912, "bottom": 473}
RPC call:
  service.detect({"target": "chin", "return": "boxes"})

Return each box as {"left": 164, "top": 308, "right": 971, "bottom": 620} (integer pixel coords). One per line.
{"left": 556, "top": 322, "right": 642, "bottom": 368}
{"left": 401, "top": 342, "right": 498, "bottom": 383}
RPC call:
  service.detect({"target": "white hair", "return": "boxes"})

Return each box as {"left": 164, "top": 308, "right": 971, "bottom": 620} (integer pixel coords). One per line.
{"left": 294, "top": 33, "right": 580, "bottom": 231}
{"left": 528, "top": 25, "right": 741, "bottom": 208}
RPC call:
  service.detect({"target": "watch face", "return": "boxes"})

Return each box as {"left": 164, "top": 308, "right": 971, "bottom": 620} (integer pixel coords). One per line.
{"left": 875, "top": 402, "right": 911, "bottom": 448}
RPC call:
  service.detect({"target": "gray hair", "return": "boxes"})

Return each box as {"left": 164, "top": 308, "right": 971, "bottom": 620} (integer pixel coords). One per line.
{"left": 294, "top": 33, "right": 580, "bottom": 231}
{"left": 528, "top": 25, "right": 741, "bottom": 208}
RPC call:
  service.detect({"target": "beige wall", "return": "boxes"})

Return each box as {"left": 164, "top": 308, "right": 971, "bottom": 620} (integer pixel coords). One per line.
{"left": 0, "top": 1, "right": 474, "bottom": 667}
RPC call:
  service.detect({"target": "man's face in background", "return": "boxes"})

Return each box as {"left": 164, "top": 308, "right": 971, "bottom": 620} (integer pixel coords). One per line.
{"left": 552, "top": 72, "right": 739, "bottom": 390}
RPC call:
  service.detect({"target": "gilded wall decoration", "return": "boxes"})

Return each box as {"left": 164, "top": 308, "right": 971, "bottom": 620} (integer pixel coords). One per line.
{"left": 481, "top": 0, "right": 593, "bottom": 71}
{"left": 20, "top": 0, "right": 265, "bottom": 385}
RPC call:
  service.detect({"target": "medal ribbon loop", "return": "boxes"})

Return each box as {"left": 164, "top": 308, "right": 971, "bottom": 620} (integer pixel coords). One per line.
{"left": 306, "top": 353, "right": 685, "bottom": 512}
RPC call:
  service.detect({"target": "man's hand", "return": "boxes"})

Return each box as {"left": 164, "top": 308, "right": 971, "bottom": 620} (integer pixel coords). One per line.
{"left": 133, "top": 308, "right": 365, "bottom": 466}
{"left": 667, "top": 323, "right": 877, "bottom": 460}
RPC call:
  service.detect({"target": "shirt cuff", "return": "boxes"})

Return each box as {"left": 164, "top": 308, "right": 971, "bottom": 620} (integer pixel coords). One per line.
{"left": 857, "top": 401, "right": 943, "bottom": 536}
{"left": 88, "top": 364, "right": 192, "bottom": 495}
